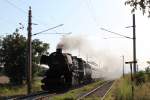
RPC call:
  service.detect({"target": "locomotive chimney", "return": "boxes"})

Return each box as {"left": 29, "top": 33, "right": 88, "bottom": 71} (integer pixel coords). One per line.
{"left": 56, "top": 48, "right": 62, "bottom": 53}
{"left": 56, "top": 43, "right": 63, "bottom": 53}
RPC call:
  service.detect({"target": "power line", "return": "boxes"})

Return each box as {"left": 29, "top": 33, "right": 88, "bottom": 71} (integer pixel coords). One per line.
{"left": 2, "top": 0, "right": 51, "bottom": 28}
{"left": 100, "top": 27, "right": 133, "bottom": 39}
{"left": 0, "top": 0, "right": 27, "bottom": 32}
{"left": 4, "top": 0, "right": 27, "bottom": 14}
{"left": 33, "top": 32, "right": 72, "bottom": 36}
{"left": 103, "top": 36, "right": 128, "bottom": 39}
{"left": 1, "top": 0, "right": 28, "bottom": 30}
{"left": 32, "top": 24, "right": 64, "bottom": 36}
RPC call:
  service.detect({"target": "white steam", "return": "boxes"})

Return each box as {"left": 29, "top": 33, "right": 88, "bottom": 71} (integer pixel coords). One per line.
{"left": 57, "top": 35, "right": 122, "bottom": 79}
{"left": 57, "top": 35, "right": 86, "bottom": 50}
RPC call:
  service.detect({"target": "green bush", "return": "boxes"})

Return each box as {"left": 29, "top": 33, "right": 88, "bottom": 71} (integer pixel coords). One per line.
{"left": 145, "top": 67, "right": 150, "bottom": 82}
{"left": 135, "top": 71, "right": 145, "bottom": 86}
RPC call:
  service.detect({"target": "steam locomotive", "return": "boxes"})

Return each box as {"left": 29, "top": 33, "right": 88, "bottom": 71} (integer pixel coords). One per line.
{"left": 40, "top": 48, "right": 92, "bottom": 91}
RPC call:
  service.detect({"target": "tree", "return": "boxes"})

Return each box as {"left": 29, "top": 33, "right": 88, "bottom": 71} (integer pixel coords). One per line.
{"left": 0, "top": 38, "right": 2, "bottom": 67}
{"left": 32, "top": 39, "right": 49, "bottom": 77}
{"left": 125, "top": 0, "right": 150, "bottom": 16}
{"left": 146, "top": 61, "right": 150, "bottom": 73}
{"left": 0, "top": 32, "right": 49, "bottom": 85}
{"left": 0, "top": 32, "right": 27, "bottom": 85}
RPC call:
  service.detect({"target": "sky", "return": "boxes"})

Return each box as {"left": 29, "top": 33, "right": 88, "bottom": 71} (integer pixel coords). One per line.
{"left": 0, "top": 0, "right": 150, "bottom": 75}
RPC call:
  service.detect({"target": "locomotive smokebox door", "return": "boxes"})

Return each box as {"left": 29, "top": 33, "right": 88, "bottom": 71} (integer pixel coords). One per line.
{"left": 56, "top": 48, "right": 62, "bottom": 53}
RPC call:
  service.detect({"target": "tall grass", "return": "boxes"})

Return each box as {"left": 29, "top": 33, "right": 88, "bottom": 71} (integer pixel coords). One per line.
{"left": 113, "top": 75, "right": 132, "bottom": 100}
{"left": 0, "top": 78, "right": 42, "bottom": 97}
{"left": 0, "top": 85, "right": 27, "bottom": 96}
{"left": 105, "top": 73, "right": 150, "bottom": 100}
{"left": 134, "top": 82, "right": 150, "bottom": 100}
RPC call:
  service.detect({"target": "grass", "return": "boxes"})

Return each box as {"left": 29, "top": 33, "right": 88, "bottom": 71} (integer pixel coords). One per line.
{"left": 84, "top": 94, "right": 102, "bottom": 100}
{"left": 104, "top": 75, "right": 132, "bottom": 100}
{"left": 0, "top": 77, "right": 42, "bottom": 97}
{"left": 0, "top": 77, "right": 104, "bottom": 100}
{"left": 104, "top": 73, "right": 150, "bottom": 100}
{"left": 0, "top": 85, "right": 27, "bottom": 96}
{"left": 134, "top": 82, "right": 150, "bottom": 100}
{"left": 52, "top": 80, "right": 105, "bottom": 100}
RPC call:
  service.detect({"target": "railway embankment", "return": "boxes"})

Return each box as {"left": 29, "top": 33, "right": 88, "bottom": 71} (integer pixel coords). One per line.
{"left": 0, "top": 79, "right": 105, "bottom": 100}
{"left": 104, "top": 71, "right": 150, "bottom": 100}
{"left": 51, "top": 80, "right": 105, "bottom": 100}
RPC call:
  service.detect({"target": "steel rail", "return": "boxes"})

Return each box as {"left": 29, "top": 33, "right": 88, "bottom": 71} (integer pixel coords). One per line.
{"left": 101, "top": 80, "right": 115, "bottom": 100}
{"left": 30, "top": 92, "right": 56, "bottom": 100}
{"left": 8, "top": 91, "right": 55, "bottom": 100}
{"left": 77, "top": 80, "right": 113, "bottom": 100}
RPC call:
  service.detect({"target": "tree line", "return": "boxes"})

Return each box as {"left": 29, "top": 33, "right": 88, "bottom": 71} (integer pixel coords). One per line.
{"left": 0, "top": 30, "right": 49, "bottom": 85}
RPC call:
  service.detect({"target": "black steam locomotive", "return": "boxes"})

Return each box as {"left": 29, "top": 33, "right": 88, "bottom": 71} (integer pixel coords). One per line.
{"left": 40, "top": 48, "right": 92, "bottom": 91}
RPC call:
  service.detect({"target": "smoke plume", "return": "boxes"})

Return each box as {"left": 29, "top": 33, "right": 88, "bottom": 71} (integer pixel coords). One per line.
{"left": 57, "top": 35, "right": 86, "bottom": 50}
{"left": 57, "top": 35, "right": 122, "bottom": 79}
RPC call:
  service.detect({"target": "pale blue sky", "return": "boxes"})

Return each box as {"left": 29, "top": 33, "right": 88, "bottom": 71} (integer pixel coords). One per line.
{"left": 0, "top": 0, "right": 150, "bottom": 74}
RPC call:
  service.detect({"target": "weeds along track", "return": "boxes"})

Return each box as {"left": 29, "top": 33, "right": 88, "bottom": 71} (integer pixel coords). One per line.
{"left": 8, "top": 91, "right": 57, "bottom": 100}
{"left": 6, "top": 80, "right": 98, "bottom": 100}
{"left": 77, "top": 80, "right": 114, "bottom": 100}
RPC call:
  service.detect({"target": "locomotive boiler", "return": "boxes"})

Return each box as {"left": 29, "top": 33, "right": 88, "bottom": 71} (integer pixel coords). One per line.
{"left": 40, "top": 48, "right": 92, "bottom": 91}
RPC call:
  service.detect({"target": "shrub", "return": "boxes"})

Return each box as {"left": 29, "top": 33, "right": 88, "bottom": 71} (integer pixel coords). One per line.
{"left": 134, "top": 71, "right": 145, "bottom": 85}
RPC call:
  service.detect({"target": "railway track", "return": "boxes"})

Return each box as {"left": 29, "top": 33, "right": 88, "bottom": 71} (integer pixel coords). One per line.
{"left": 6, "top": 82, "right": 92, "bottom": 100}
{"left": 7, "top": 91, "right": 57, "bottom": 100}
{"left": 77, "top": 80, "right": 114, "bottom": 100}
{"left": 7, "top": 80, "right": 113, "bottom": 100}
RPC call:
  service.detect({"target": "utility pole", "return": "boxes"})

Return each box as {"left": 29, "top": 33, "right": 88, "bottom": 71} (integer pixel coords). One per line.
{"left": 125, "top": 61, "right": 134, "bottom": 100}
{"left": 133, "top": 14, "right": 137, "bottom": 74}
{"left": 27, "top": 6, "right": 32, "bottom": 94}
{"left": 122, "top": 56, "right": 125, "bottom": 78}
{"left": 26, "top": 7, "right": 66, "bottom": 94}
{"left": 100, "top": 14, "right": 137, "bottom": 74}
{"left": 130, "top": 62, "right": 134, "bottom": 100}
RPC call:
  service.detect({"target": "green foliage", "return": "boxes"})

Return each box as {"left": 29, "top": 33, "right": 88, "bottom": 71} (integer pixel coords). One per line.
{"left": 145, "top": 66, "right": 150, "bottom": 82}
{"left": 0, "top": 32, "right": 49, "bottom": 85}
{"left": 125, "top": 0, "right": 150, "bottom": 16}
{"left": 52, "top": 80, "right": 104, "bottom": 100}
{"left": 84, "top": 94, "right": 101, "bottom": 100}
{"left": 145, "top": 66, "right": 150, "bottom": 72}
{"left": 105, "top": 74, "right": 150, "bottom": 100}
{"left": 53, "top": 95, "right": 75, "bottom": 100}
{"left": 0, "top": 84, "right": 26, "bottom": 96}
{"left": 36, "top": 67, "right": 47, "bottom": 77}
{"left": 32, "top": 39, "right": 49, "bottom": 77}
{"left": 0, "top": 78, "right": 42, "bottom": 97}
{"left": 114, "top": 76, "right": 132, "bottom": 100}
{"left": 0, "top": 32, "right": 27, "bottom": 85}
{"left": 104, "top": 76, "right": 133, "bottom": 100}
{"left": 0, "top": 38, "right": 2, "bottom": 64}
{"left": 134, "top": 82, "right": 150, "bottom": 100}
{"left": 135, "top": 71, "right": 145, "bottom": 85}
{"left": 52, "top": 81, "right": 104, "bottom": 100}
